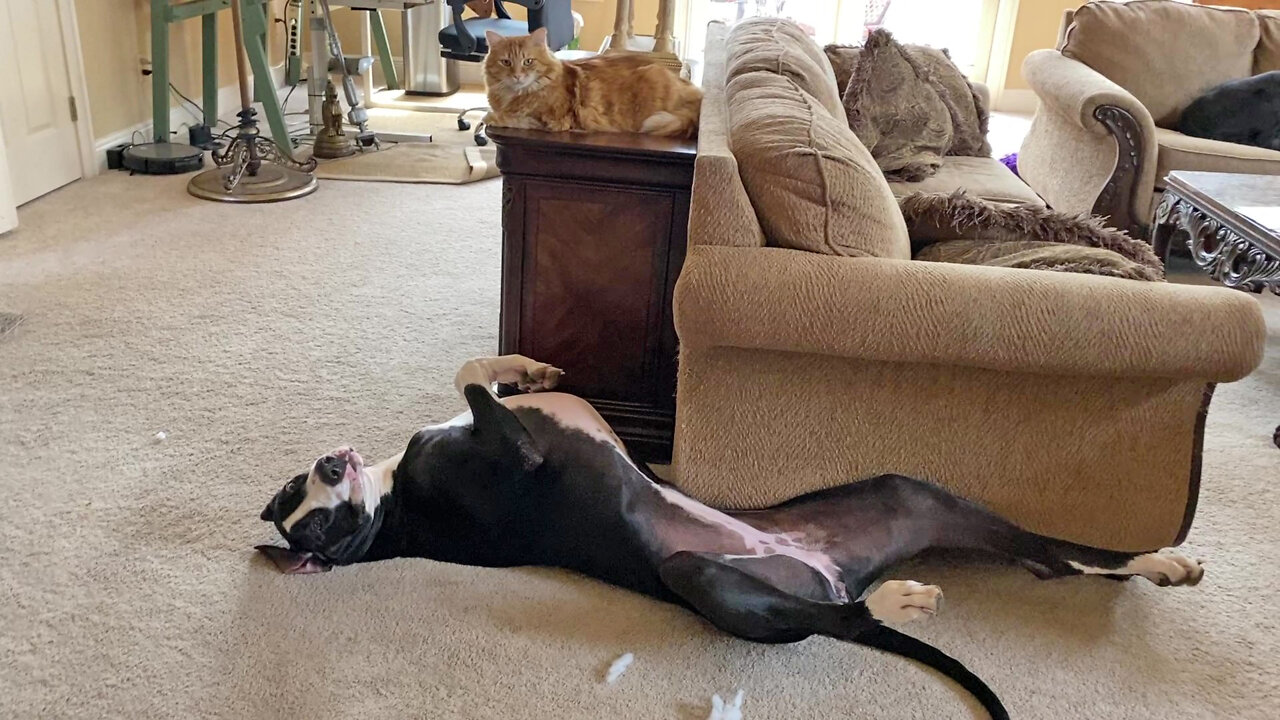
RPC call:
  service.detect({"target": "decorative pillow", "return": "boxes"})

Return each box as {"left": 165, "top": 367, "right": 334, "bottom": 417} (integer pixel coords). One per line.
{"left": 910, "top": 46, "right": 991, "bottom": 157}
{"left": 915, "top": 239, "right": 1159, "bottom": 281}
{"left": 824, "top": 43, "right": 862, "bottom": 96}
{"left": 826, "top": 42, "right": 991, "bottom": 158}
{"left": 899, "top": 190, "right": 1164, "bottom": 281}
{"left": 726, "top": 70, "right": 911, "bottom": 259}
{"left": 841, "top": 30, "right": 953, "bottom": 181}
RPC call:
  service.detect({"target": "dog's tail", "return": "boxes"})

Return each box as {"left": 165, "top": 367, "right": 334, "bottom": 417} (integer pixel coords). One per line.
{"left": 853, "top": 623, "right": 1009, "bottom": 720}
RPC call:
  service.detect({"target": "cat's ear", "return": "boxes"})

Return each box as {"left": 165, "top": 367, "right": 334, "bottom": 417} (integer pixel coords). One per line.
{"left": 529, "top": 27, "right": 548, "bottom": 47}
{"left": 485, "top": 30, "right": 504, "bottom": 49}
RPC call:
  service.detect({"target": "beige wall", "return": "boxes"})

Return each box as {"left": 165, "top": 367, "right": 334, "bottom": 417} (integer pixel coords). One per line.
{"left": 75, "top": 0, "right": 284, "bottom": 140}
{"left": 1004, "top": 0, "right": 1081, "bottom": 90}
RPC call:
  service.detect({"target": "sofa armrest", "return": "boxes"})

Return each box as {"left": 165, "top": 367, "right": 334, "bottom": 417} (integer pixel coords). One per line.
{"left": 1022, "top": 50, "right": 1153, "bottom": 135}
{"left": 674, "top": 245, "right": 1265, "bottom": 381}
{"left": 1018, "top": 50, "right": 1160, "bottom": 238}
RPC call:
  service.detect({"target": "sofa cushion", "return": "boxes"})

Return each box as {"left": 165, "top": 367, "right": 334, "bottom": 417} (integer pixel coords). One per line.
{"left": 843, "top": 30, "right": 953, "bottom": 180}
{"left": 725, "top": 18, "right": 847, "bottom": 125}
{"left": 1258, "top": 11, "right": 1280, "bottom": 74}
{"left": 915, "top": 239, "right": 1160, "bottom": 282}
{"left": 726, "top": 70, "right": 911, "bottom": 259}
{"left": 826, "top": 43, "right": 992, "bottom": 158}
{"left": 1154, "top": 128, "right": 1280, "bottom": 187}
{"left": 888, "top": 156, "right": 1044, "bottom": 206}
{"left": 1062, "top": 0, "right": 1260, "bottom": 128}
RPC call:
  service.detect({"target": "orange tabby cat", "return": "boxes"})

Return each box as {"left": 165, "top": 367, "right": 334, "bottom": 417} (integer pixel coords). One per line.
{"left": 483, "top": 28, "right": 702, "bottom": 139}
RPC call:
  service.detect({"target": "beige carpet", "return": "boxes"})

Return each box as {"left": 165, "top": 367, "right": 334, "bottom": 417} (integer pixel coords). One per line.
{"left": 1, "top": 171, "right": 1278, "bottom": 719}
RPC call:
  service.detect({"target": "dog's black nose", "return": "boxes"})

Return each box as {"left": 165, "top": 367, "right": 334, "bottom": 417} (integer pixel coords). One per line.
{"left": 315, "top": 455, "right": 345, "bottom": 485}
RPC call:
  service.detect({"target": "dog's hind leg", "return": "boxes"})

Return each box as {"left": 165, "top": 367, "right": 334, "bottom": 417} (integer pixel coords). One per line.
{"left": 892, "top": 477, "right": 1205, "bottom": 587}
{"left": 658, "top": 551, "right": 1008, "bottom": 719}
{"left": 762, "top": 475, "right": 1203, "bottom": 591}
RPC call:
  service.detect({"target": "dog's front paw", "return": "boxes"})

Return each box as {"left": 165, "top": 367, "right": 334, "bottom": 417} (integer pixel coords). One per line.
{"left": 866, "top": 580, "right": 943, "bottom": 624}
{"left": 1126, "top": 551, "right": 1204, "bottom": 587}
{"left": 515, "top": 362, "right": 563, "bottom": 393}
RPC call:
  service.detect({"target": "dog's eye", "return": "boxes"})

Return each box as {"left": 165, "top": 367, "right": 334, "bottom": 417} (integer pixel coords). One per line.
{"left": 522, "top": 58, "right": 533, "bottom": 66}
{"left": 309, "top": 515, "right": 326, "bottom": 535}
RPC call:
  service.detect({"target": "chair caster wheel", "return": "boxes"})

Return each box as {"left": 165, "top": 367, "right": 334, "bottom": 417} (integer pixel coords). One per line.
{"left": 474, "top": 134, "right": 489, "bottom": 147}
{"left": 458, "top": 118, "right": 471, "bottom": 131}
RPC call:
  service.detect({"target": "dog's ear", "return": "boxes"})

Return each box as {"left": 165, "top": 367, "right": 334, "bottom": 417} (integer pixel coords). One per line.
{"left": 463, "top": 384, "right": 543, "bottom": 472}
{"left": 255, "top": 545, "right": 332, "bottom": 575}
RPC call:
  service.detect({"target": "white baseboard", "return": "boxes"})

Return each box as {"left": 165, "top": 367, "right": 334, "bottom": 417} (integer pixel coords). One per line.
{"left": 93, "top": 65, "right": 287, "bottom": 173}
{"left": 994, "top": 88, "right": 1038, "bottom": 114}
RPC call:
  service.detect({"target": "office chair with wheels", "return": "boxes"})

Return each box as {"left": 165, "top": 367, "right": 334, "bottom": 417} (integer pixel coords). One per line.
{"left": 440, "top": 0, "right": 574, "bottom": 145}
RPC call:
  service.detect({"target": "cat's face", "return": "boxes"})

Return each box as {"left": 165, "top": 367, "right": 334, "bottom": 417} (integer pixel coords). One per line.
{"left": 484, "top": 28, "right": 556, "bottom": 94}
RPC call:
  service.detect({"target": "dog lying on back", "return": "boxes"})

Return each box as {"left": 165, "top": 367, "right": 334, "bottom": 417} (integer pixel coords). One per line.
{"left": 1178, "top": 71, "right": 1280, "bottom": 151}
{"left": 258, "top": 355, "right": 1209, "bottom": 720}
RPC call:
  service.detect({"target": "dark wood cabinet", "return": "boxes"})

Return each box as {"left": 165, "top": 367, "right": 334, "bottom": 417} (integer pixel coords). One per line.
{"left": 489, "top": 127, "right": 696, "bottom": 463}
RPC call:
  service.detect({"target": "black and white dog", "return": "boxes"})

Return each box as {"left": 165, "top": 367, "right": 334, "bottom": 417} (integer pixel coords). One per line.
{"left": 258, "top": 355, "right": 1204, "bottom": 719}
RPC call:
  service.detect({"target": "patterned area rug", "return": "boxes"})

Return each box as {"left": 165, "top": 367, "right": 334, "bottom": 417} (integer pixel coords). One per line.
{"left": 314, "top": 108, "right": 498, "bottom": 185}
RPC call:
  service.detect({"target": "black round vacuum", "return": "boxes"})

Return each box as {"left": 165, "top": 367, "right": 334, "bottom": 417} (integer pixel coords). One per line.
{"left": 122, "top": 142, "right": 205, "bottom": 175}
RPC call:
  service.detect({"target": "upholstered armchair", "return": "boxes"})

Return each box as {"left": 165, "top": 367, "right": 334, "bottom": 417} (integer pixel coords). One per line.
{"left": 1018, "top": 1, "right": 1280, "bottom": 239}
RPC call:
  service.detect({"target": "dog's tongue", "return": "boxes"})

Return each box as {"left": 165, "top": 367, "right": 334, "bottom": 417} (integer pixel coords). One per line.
{"left": 255, "top": 545, "right": 332, "bottom": 575}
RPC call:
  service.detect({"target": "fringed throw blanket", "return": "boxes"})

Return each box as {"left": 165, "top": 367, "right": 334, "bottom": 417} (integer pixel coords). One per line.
{"left": 899, "top": 191, "right": 1165, "bottom": 282}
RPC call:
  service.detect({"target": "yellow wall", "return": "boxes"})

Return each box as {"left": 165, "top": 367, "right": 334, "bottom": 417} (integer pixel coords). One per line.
{"left": 1004, "top": 0, "right": 1081, "bottom": 90}
{"left": 75, "top": 0, "right": 284, "bottom": 140}
{"left": 77, "top": 0, "right": 659, "bottom": 140}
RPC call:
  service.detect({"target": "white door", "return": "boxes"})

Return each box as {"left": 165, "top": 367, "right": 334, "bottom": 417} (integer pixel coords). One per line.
{"left": 0, "top": 126, "right": 17, "bottom": 233}
{"left": 0, "top": 0, "right": 83, "bottom": 206}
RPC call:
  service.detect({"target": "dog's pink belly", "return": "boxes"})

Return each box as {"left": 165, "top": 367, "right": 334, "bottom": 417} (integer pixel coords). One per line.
{"left": 650, "top": 485, "right": 849, "bottom": 601}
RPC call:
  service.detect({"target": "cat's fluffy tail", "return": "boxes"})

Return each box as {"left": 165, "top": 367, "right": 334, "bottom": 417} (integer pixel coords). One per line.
{"left": 640, "top": 111, "right": 698, "bottom": 139}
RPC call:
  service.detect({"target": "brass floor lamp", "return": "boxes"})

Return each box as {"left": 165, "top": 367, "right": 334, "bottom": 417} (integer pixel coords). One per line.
{"left": 188, "top": 0, "right": 318, "bottom": 203}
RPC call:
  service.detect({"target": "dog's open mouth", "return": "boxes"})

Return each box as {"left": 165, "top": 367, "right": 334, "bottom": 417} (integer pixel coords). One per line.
{"left": 332, "top": 447, "right": 364, "bottom": 485}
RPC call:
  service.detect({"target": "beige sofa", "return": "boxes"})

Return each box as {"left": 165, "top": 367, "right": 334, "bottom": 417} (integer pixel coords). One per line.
{"left": 671, "top": 19, "right": 1267, "bottom": 552}
{"left": 1019, "top": 0, "right": 1280, "bottom": 239}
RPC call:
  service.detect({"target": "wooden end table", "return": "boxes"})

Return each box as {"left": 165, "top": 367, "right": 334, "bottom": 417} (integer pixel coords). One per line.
{"left": 1152, "top": 171, "right": 1280, "bottom": 294}
{"left": 489, "top": 127, "right": 696, "bottom": 463}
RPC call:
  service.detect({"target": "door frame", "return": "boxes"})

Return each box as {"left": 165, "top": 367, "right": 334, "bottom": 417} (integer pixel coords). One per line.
{"left": 0, "top": 124, "right": 17, "bottom": 233}
{"left": 982, "top": 0, "right": 1022, "bottom": 111}
{"left": 56, "top": 0, "right": 98, "bottom": 180}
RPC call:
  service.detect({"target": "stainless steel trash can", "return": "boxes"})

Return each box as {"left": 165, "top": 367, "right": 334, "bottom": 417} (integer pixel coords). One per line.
{"left": 403, "top": 0, "right": 459, "bottom": 95}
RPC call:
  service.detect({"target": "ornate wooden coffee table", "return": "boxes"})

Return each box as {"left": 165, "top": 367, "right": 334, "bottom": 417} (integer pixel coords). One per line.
{"left": 1152, "top": 171, "right": 1280, "bottom": 294}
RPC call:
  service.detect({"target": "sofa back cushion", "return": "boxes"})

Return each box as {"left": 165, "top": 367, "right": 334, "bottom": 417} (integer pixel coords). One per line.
{"left": 1258, "top": 11, "right": 1280, "bottom": 74}
{"left": 726, "top": 70, "right": 910, "bottom": 259}
{"left": 725, "top": 18, "right": 848, "bottom": 126}
{"left": 1062, "top": 0, "right": 1260, "bottom": 128}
